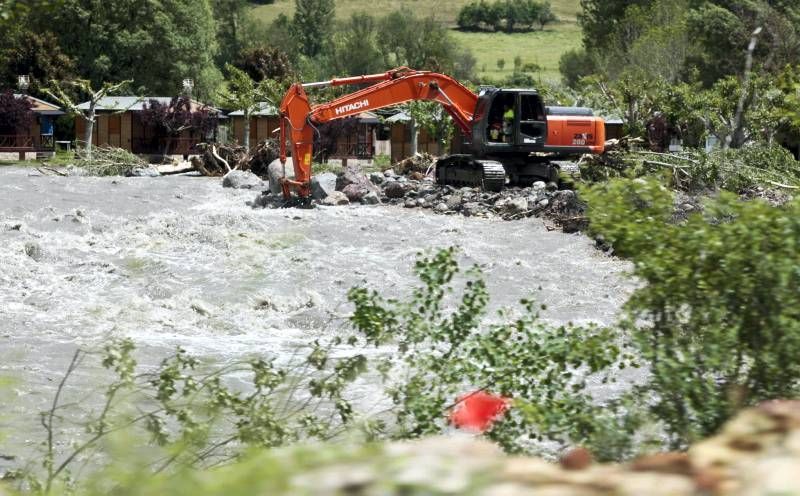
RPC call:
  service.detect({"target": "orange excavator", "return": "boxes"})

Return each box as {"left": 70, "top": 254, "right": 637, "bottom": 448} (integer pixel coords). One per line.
{"left": 278, "top": 67, "right": 604, "bottom": 199}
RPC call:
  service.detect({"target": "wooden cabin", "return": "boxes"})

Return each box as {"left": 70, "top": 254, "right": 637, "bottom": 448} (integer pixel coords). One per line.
{"left": 227, "top": 102, "right": 281, "bottom": 150}
{"left": 0, "top": 94, "right": 64, "bottom": 160}
{"left": 75, "top": 97, "right": 221, "bottom": 158}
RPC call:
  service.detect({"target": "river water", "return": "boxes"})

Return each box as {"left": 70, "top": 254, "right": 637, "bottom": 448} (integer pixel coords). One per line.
{"left": 0, "top": 167, "right": 634, "bottom": 468}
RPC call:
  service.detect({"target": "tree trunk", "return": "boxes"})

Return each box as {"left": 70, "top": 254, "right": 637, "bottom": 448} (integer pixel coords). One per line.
{"left": 84, "top": 105, "right": 95, "bottom": 160}
{"left": 410, "top": 116, "right": 418, "bottom": 156}
{"left": 727, "top": 27, "right": 762, "bottom": 150}
{"left": 163, "top": 136, "right": 173, "bottom": 159}
{"left": 243, "top": 112, "right": 251, "bottom": 151}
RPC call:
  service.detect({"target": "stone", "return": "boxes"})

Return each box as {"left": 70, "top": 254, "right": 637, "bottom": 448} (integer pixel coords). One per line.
{"left": 403, "top": 199, "right": 416, "bottom": 208}
{"left": 384, "top": 181, "right": 407, "bottom": 199}
{"left": 446, "top": 194, "right": 463, "bottom": 210}
{"left": 369, "top": 172, "right": 385, "bottom": 186}
{"left": 505, "top": 197, "right": 528, "bottom": 214}
{"left": 462, "top": 202, "right": 482, "bottom": 217}
{"left": 361, "top": 191, "right": 381, "bottom": 205}
{"left": 24, "top": 241, "right": 43, "bottom": 261}
{"left": 268, "top": 159, "right": 292, "bottom": 195}
{"left": 336, "top": 164, "right": 378, "bottom": 201}
{"left": 222, "top": 170, "right": 264, "bottom": 189}
{"left": 322, "top": 191, "right": 350, "bottom": 206}
{"left": 337, "top": 163, "right": 366, "bottom": 189}
{"left": 342, "top": 183, "right": 370, "bottom": 202}
{"left": 435, "top": 202, "right": 449, "bottom": 213}
{"left": 311, "top": 172, "right": 337, "bottom": 200}
{"left": 383, "top": 168, "right": 396, "bottom": 177}
{"left": 127, "top": 166, "right": 161, "bottom": 177}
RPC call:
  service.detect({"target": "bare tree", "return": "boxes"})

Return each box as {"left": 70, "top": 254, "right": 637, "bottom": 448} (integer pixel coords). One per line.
{"left": 44, "top": 79, "right": 133, "bottom": 159}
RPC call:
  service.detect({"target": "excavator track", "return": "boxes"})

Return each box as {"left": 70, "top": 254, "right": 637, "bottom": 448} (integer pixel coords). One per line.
{"left": 435, "top": 155, "right": 506, "bottom": 192}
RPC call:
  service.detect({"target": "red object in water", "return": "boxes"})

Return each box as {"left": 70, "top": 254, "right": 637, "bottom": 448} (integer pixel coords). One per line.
{"left": 449, "top": 391, "right": 510, "bottom": 432}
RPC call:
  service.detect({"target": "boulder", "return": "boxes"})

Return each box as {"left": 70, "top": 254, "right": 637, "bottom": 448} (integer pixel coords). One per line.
{"left": 336, "top": 164, "right": 378, "bottom": 201}
{"left": 462, "top": 202, "right": 482, "bottom": 217}
{"left": 322, "top": 191, "right": 350, "bottom": 206}
{"left": 434, "top": 202, "right": 450, "bottom": 213}
{"left": 24, "top": 241, "right": 43, "bottom": 262}
{"left": 268, "top": 159, "right": 293, "bottom": 195}
{"left": 383, "top": 168, "right": 396, "bottom": 178}
{"left": 342, "top": 183, "right": 368, "bottom": 202}
{"left": 403, "top": 199, "right": 416, "bottom": 208}
{"left": 384, "top": 181, "right": 407, "bottom": 199}
{"left": 222, "top": 170, "right": 264, "bottom": 189}
{"left": 311, "top": 172, "right": 337, "bottom": 200}
{"left": 505, "top": 197, "right": 528, "bottom": 214}
{"left": 369, "top": 172, "right": 385, "bottom": 186}
{"left": 361, "top": 191, "right": 381, "bottom": 205}
{"left": 445, "top": 194, "right": 463, "bottom": 210}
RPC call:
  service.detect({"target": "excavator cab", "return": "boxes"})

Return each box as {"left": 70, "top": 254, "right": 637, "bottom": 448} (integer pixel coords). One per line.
{"left": 472, "top": 88, "right": 547, "bottom": 156}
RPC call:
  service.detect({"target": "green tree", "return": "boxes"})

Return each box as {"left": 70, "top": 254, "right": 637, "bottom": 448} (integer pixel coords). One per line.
{"left": 377, "top": 9, "right": 475, "bottom": 80}
{"left": 456, "top": 1, "right": 483, "bottom": 30}
{"left": 578, "top": 0, "right": 654, "bottom": 50}
{"left": 292, "top": 0, "right": 335, "bottom": 58}
{"left": 30, "top": 0, "right": 222, "bottom": 99}
{"left": 212, "top": 0, "right": 251, "bottom": 67}
{"left": 537, "top": 1, "right": 557, "bottom": 29}
{"left": 558, "top": 48, "right": 596, "bottom": 88}
{"left": 218, "top": 64, "right": 275, "bottom": 150}
{"left": 584, "top": 178, "right": 800, "bottom": 446}
{"left": 327, "top": 13, "right": 385, "bottom": 76}
{"left": 0, "top": 31, "right": 76, "bottom": 99}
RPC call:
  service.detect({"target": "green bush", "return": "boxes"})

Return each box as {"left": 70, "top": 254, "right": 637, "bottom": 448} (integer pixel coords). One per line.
{"left": 347, "top": 247, "right": 633, "bottom": 457}
{"left": 584, "top": 178, "right": 800, "bottom": 446}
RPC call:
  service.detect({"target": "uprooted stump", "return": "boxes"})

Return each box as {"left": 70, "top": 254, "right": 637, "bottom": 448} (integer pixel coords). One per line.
{"left": 193, "top": 140, "right": 280, "bottom": 177}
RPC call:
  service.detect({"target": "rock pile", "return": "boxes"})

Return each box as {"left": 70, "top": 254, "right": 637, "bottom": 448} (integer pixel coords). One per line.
{"left": 250, "top": 163, "right": 588, "bottom": 233}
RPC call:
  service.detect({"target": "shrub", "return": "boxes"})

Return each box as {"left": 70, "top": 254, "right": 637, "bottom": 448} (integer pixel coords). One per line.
{"left": 584, "top": 178, "right": 800, "bottom": 446}
{"left": 347, "top": 247, "right": 632, "bottom": 456}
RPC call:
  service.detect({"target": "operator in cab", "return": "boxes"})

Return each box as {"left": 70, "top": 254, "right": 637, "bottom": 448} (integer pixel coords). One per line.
{"left": 503, "top": 104, "right": 514, "bottom": 142}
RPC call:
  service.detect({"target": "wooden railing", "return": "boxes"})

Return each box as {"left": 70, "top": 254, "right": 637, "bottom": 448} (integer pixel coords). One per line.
{"left": 0, "top": 134, "right": 56, "bottom": 151}
{"left": 0, "top": 135, "right": 34, "bottom": 150}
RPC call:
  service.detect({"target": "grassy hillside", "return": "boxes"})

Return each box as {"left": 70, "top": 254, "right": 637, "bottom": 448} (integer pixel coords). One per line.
{"left": 250, "top": 0, "right": 582, "bottom": 83}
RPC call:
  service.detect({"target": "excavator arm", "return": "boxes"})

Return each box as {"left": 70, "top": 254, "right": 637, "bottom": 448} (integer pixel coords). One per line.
{"left": 278, "top": 67, "right": 479, "bottom": 198}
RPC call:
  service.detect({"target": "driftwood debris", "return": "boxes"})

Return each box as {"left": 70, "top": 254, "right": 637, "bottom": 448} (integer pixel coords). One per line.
{"left": 192, "top": 140, "right": 279, "bottom": 177}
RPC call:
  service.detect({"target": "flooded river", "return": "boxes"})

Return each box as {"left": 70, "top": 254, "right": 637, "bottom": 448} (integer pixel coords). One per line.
{"left": 0, "top": 167, "right": 634, "bottom": 467}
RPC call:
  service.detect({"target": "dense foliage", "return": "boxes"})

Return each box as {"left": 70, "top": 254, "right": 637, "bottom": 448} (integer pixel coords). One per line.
{"left": 584, "top": 178, "right": 800, "bottom": 446}
{"left": 140, "top": 96, "right": 218, "bottom": 157}
{"left": 457, "top": 0, "right": 557, "bottom": 32}
{"left": 0, "top": 90, "right": 33, "bottom": 133}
